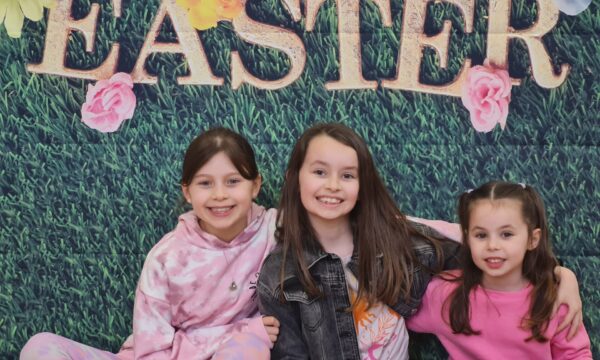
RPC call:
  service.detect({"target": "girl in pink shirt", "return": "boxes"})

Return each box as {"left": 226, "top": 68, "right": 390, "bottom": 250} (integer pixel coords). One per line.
{"left": 407, "top": 181, "right": 593, "bottom": 359}
{"left": 21, "top": 128, "right": 280, "bottom": 360}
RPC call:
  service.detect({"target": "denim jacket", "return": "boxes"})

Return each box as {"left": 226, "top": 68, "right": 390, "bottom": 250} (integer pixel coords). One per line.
{"left": 257, "top": 222, "right": 460, "bottom": 360}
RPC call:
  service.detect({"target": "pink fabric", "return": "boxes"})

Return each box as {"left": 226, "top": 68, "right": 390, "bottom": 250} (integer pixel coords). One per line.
{"left": 20, "top": 333, "right": 120, "bottom": 360}
{"left": 117, "top": 203, "right": 277, "bottom": 360}
{"left": 406, "top": 271, "right": 593, "bottom": 360}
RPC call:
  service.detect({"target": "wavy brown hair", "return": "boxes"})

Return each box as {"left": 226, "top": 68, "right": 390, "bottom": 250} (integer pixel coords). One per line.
{"left": 446, "top": 181, "right": 558, "bottom": 342}
{"left": 277, "top": 123, "right": 431, "bottom": 308}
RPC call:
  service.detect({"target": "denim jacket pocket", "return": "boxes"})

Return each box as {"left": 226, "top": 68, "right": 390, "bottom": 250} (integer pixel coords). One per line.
{"left": 283, "top": 283, "right": 323, "bottom": 331}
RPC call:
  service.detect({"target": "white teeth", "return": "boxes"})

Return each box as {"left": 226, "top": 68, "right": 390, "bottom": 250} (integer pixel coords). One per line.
{"left": 211, "top": 207, "right": 233, "bottom": 213}
{"left": 486, "top": 258, "right": 503, "bottom": 263}
{"left": 318, "top": 197, "right": 341, "bottom": 204}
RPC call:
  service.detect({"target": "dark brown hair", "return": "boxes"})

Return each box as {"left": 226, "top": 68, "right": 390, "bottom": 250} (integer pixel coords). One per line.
{"left": 181, "top": 127, "right": 259, "bottom": 186}
{"left": 447, "top": 181, "right": 558, "bottom": 342}
{"left": 277, "top": 123, "right": 429, "bottom": 308}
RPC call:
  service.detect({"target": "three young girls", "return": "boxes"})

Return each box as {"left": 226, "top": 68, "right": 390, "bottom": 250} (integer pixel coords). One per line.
{"left": 21, "top": 128, "right": 280, "bottom": 359}
{"left": 20, "top": 125, "right": 585, "bottom": 359}
{"left": 406, "top": 181, "right": 592, "bottom": 359}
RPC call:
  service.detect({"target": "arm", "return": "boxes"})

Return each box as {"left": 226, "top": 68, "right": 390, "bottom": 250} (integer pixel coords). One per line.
{"left": 408, "top": 216, "right": 462, "bottom": 242}
{"left": 550, "top": 305, "right": 593, "bottom": 359}
{"left": 554, "top": 266, "right": 584, "bottom": 340}
{"left": 257, "top": 283, "right": 309, "bottom": 359}
{"left": 405, "top": 277, "right": 446, "bottom": 334}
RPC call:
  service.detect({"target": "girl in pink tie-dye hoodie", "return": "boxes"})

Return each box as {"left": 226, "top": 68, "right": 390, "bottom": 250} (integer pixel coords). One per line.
{"left": 21, "top": 128, "right": 280, "bottom": 360}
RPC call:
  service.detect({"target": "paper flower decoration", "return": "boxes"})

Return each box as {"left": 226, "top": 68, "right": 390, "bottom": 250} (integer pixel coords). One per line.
{"left": 81, "top": 73, "right": 137, "bottom": 133}
{"left": 176, "top": 0, "right": 243, "bottom": 30}
{"left": 0, "top": 0, "right": 54, "bottom": 38}
{"left": 553, "top": 0, "right": 591, "bottom": 16}
{"left": 461, "top": 60, "right": 512, "bottom": 133}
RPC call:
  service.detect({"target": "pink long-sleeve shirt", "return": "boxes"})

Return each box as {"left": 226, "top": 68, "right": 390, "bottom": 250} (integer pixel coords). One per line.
{"left": 406, "top": 271, "right": 593, "bottom": 360}
{"left": 118, "top": 204, "right": 277, "bottom": 360}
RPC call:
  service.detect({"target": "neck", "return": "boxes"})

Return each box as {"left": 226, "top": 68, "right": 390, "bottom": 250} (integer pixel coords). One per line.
{"left": 310, "top": 216, "right": 354, "bottom": 259}
{"left": 481, "top": 273, "right": 529, "bottom": 292}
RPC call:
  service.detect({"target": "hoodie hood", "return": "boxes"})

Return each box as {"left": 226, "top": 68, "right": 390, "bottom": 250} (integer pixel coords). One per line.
{"left": 177, "top": 203, "right": 268, "bottom": 249}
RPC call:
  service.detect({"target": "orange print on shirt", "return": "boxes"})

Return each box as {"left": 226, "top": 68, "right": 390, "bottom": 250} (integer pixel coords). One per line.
{"left": 350, "top": 291, "right": 377, "bottom": 329}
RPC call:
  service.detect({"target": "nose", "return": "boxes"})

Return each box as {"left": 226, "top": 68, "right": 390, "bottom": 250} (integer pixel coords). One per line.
{"left": 487, "top": 235, "right": 501, "bottom": 250}
{"left": 326, "top": 175, "right": 340, "bottom": 191}
{"left": 212, "top": 183, "right": 228, "bottom": 200}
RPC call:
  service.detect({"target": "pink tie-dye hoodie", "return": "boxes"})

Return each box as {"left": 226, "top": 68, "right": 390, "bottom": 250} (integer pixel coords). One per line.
{"left": 118, "top": 203, "right": 277, "bottom": 360}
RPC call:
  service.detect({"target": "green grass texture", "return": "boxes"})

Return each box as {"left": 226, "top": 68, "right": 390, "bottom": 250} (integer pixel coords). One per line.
{"left": 1, "top": 0, "right": 599, "bottom": 358}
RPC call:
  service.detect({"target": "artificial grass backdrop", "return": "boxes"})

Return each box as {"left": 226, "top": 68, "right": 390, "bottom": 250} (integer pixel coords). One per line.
{"left": 1, "top": 0, "right": 598, "bottom": 358}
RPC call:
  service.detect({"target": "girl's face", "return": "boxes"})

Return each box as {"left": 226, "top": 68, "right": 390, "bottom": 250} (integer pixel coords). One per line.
{"left": 298, "top": 135, "right": 359, "bottom": 230}
{"left": 182, "top": 151, "right": 261, "bottom": 242}
{"left": 467, "top": 199, "right": 540, "bottom": 291}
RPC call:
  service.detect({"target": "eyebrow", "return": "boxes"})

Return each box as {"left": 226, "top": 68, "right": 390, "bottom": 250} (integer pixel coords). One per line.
{"left": 309, "top": 160, "right": 358, "bottom": 171}
{"left": 471, "top": 225, "right": 515, "bottom": 231}
{"left": 192, "top": 172, "right": 241, "bottom": 179}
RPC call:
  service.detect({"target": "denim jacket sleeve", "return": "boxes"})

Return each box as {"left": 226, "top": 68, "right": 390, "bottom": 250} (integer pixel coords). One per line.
{"left": 257, "top": 281, "right": 309, "bottom": 359}
{"left": 391, "top": 223, "right": 462, "bottom": 318}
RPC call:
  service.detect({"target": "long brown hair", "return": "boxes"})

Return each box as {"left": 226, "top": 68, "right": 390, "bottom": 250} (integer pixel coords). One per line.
{"left": 447, "top": 181, "right": 558, "bottom": 342}
{"left": 180, "top": 127, "right": 259, "bottom": 186}
{"left": 277, "top": 123, "right": 426, "bottom": 308}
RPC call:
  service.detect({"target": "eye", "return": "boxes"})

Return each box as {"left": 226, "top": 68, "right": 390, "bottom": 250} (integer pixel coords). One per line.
{"left": 501, "top": 231, "right": 514, "bottom": 239}
{"left": 313, "top": 169, "right": 326, "bottom": 176}
{"left": 342, "top": 172, "right": 356, "bottom": 180}
{"left": 473, "top": 232, "right": 487, "bottom": 240}
{"left": 196, "top": 180, "right": 211, "bottom": 187}
{"left": 226, "top": 178, "right": 242, "bottom": 186}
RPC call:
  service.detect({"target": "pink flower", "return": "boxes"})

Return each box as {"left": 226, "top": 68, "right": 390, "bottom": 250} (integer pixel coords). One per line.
{"left": 461, "top": 61, "right": 512, "bottom": 133}
{"left": 81, "top": 72, "right": 136, "bottom": 133}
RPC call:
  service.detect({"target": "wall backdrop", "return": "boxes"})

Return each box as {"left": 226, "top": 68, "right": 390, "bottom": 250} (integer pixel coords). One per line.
{"left": 1, "top": 0, "right": 598, "bottom": 358}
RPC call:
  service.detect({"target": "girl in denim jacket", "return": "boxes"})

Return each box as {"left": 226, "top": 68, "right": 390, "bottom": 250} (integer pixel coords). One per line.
{"left": 257, "top": 123, "right": 583, "bottom": 359}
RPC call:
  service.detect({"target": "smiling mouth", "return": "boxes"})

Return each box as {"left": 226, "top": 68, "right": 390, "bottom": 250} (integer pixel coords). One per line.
{"left": 484, "top": 258, "right": 505, "bottom": 268}
{"left": 317, "top": 196, "right": 342, "bottom": 205}
{"left": 208, "top": 206, "right": 235, "bottom": 216}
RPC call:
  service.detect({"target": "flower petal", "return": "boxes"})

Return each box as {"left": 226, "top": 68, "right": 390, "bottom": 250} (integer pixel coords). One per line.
{"left": 19, "top": 0, "right": 43, "bottom": 21}
{"left": 189, "top": 0, "right": 219, "bottom": 30}
{"left": 5, "top": 0, "right": 25, "bottom": 38}
{"left": 553, "top": 0, "right": 591, "bottom": 16}
{"left": 0, "top": 1, "right": 8, "bottom": 25}
{"left": 217, "top": 0, "right": 243, "bottom": 19}
{"left": 110, "top": 72, "right": 134, "bottom": 88}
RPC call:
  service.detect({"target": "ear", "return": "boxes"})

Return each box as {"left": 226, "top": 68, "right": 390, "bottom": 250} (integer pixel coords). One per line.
{"left": 252, "top": 175, "right": 262, "bottom": 199}
{"left": 528, "top": 228, "right": 541, "bottom": 250}
{"left": 181, "top": 184, "right": 191, "bottom": 203}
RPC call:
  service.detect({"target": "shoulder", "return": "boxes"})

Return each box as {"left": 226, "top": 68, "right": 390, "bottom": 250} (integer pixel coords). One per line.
{"left": 258, "top": 244, "right": 305, "bottom": 296}
{"left": 258, "top": 245, "right": 285, "bottom": 293}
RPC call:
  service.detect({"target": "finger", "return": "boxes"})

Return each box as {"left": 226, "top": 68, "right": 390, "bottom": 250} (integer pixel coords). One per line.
{"left": 273, "top": 318, "right": 280, "bottom": 327}
{"left": 262, "top": 316, "right": 275, "bottom": 325}
{"left": 566, "top": 313, "right": 582, "bottom": 341}
{"left": 552, "top": 301, "right": 559, "bottom": 318}
{"left": 269, "top": 334, "right": 278, "bottom": 343}
{"left": 265, "top": 326, "right": 279, "bottom": 335}
{"left": 556, "top": 307, "right": 575, "bottom": 333}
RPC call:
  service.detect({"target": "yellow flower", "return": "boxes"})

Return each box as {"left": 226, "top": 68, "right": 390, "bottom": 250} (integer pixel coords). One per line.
{"left": 176, "top": 0, "right": 243, "bottom": 31}
{"left": 0, "top": 0, "right": 54, "bottom": 38}
{"left": 217, "top": 0, "right": 243, "bottom": 19}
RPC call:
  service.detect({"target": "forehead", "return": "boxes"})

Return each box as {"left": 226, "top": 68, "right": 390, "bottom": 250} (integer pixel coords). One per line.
{"left": 194, "top": 151, "right": 239, "bottom": 176}
{"left": 304, "top": 135, "right": 358, "bottom": 167}
{"left": 469, "top": 199, "right": 525, "bottom": 226}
